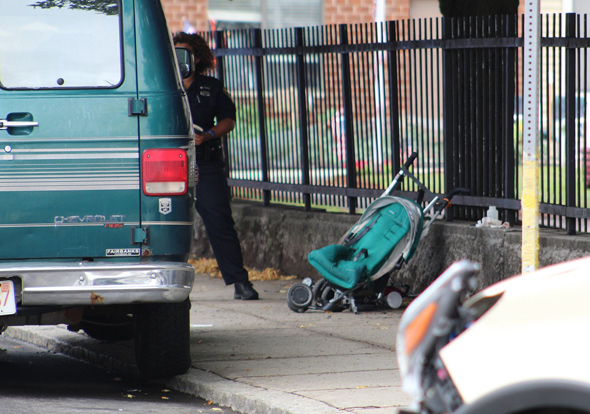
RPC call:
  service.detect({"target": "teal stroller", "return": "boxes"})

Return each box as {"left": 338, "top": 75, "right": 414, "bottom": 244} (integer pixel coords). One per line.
{"left": 287, "top": 153, "right": 467, "bottom": 314}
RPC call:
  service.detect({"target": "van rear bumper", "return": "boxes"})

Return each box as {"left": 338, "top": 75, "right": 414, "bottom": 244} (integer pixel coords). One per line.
{"left": 0, "top": 262, "right": 195, "bottom": 306}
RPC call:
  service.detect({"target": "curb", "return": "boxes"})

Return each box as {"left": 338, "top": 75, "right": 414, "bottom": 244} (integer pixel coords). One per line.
{"left": 167, "top": 370, "right": 345, "bottom": 414}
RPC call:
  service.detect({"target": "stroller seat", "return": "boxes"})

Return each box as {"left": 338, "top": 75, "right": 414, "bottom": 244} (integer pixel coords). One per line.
{"left": 308, "top": 197, "right": 424, "bottom": 291}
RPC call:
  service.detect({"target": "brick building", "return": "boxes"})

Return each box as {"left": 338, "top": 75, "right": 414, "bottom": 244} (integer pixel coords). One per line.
{"left": 161, "top": 0, "right": 418, "bottom": 34}
{"left": 160, "top": 0, "right": 586, "bottom": 35}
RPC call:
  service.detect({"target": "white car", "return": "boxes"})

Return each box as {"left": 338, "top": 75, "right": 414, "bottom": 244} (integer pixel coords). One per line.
{"left": 396, "top": 257, "right": 590, "bottom": 414}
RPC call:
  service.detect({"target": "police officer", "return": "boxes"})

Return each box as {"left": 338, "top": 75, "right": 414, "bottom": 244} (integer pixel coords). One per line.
{"left": 174, "top": 32, "right": 258, "bottom": 300}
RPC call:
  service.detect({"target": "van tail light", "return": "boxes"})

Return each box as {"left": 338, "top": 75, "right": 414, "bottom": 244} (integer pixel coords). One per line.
{"left": 142, "top": 149, "right": 188, "bottom": 196}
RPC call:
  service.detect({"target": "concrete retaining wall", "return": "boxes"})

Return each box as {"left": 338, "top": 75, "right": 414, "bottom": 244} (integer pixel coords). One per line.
{"left": 192, "top": 201, "right": 590, "bottom": 292}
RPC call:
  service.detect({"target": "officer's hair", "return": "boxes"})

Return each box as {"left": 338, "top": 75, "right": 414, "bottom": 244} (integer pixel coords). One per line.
{"left": 173, "top": 32, "right": 215, "bottom": 74}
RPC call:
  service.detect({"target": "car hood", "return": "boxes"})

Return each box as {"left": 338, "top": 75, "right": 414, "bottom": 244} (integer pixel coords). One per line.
{"left": 439, "top": 255, "right": 590, "bottom": 404}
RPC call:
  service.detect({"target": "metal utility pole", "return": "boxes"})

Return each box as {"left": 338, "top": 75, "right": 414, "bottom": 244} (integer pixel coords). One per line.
{"left": 522, "top": 0, "right": 541, "bottom": 273}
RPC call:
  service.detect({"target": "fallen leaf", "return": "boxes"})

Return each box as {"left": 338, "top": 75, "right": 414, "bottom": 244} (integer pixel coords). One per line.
{"left": 188, "top": 258, "right": 297, "bottom": 281}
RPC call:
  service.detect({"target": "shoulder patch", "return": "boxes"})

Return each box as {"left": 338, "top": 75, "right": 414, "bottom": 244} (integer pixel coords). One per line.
{"left": 223, "top": 87, "right": 235, "bottom": 104}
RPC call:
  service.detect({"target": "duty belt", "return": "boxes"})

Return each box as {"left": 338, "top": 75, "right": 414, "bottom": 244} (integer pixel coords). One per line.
{"left": 196, "top": 139, "right": 223, "bottom": 162}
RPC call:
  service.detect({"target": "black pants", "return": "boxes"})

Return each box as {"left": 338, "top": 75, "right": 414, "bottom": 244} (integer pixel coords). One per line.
{"left": 194, "top": 159, "right": 249, "bottom": 285}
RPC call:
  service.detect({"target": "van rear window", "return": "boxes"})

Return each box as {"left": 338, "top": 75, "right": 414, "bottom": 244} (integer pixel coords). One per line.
{"left": 0, "top": 0, "right": 122, "bottom": 89}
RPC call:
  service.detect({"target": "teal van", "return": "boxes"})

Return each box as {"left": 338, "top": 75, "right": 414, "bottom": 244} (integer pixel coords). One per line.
{"left": 0, "top": 0, "right": 196, "bottom": 378}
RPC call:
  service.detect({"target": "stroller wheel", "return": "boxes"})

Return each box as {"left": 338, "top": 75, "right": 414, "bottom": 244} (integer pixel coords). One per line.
{"left": 287, "top": 282, "right": 313, "bottom": 313}
{"left": 386, "top": 290, "right": 403, "bottom": 309}
{"left": 356, "top": 303, "right": 376, "bottom": 312}
{"left": 320, "top": 284, "right": 345, "bottom": 312}
{"left": 312, "top": 278, "right": 327, "bottom": 302}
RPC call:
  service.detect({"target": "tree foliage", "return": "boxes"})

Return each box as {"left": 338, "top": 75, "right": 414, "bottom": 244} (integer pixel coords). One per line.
{"left": 29, "top": 0, "right": 119, "bottom": 15}
{"left": 439, "top": 0, "right": 519, "bottom": 17}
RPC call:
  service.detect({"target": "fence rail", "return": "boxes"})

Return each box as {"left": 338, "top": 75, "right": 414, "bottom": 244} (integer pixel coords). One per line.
{"left": 202, "top": 13, "right": 590, "bottom": 233}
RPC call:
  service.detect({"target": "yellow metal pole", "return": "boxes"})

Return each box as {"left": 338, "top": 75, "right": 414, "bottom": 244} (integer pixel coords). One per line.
{"left": 522, "top": 0, "right": 541, "bottom": 273}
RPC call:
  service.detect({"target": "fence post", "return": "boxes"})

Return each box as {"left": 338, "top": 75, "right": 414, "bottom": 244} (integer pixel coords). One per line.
{"left": 387, "top": 21, "right": 401, "bottom": 176}
{"left": 252, "top": 28, "right": 271, "bottom": 206}
{"left": 214, "top": 31, "right": 225, "bottom": 87}
{"left": 565, "top": 13, "right": 577, "bottom": 235}
{"left": 295, "top": 28, "right": 311, "bottom": 211}
{"left": 442, "top": 17, "right": 456, "bottom": 221}
{"left": 214, "top": 31, "right": 232, "bottom": 177}
{"left": 503, "top": 16, "right": 517, "bottom": 225}
{"left": 339, "top": 24, "right": 357, "bottom": 214}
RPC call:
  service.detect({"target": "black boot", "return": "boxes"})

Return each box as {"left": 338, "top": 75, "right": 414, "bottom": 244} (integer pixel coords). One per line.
{"left": 234, "top": 281, "right": 259, "bottom": 300}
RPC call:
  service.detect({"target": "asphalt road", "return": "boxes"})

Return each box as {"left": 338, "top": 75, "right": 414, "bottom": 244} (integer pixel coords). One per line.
{"left": 0, "top": 335, "right": 239, "bottom": 414}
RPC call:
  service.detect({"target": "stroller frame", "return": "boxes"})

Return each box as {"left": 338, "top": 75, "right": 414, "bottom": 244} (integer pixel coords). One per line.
{"left": 287, "top": 153, "right": 467, "bottom": 314}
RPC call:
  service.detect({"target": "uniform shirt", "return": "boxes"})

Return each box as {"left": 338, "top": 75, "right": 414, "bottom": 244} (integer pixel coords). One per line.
{"left": 186, "top": 74, "right": 236, "bottom": 132}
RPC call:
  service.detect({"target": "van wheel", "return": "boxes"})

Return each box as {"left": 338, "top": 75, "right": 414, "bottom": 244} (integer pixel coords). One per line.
{"left": 80, "top": 315, "right": 134, "bottom": 341}
{"left": 134, "top": 298, "right": 191, "bottom": 379}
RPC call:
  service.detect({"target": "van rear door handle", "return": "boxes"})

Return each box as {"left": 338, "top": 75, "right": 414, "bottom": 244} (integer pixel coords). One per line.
{"left": 0, "top": 120, "right": 40, "bottom": 130}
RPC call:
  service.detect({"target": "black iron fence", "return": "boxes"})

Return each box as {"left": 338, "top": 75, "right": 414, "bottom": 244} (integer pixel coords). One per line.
{"left": 202, "top": 13, "right": 590, "bottom": 233}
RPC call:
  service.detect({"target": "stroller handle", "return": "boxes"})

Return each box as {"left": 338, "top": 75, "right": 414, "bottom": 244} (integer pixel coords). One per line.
{"left": 382, "top": 151, "right": 419, "bottom": 197}
{"left": 403, "top": 152, "right": 418, "bottom": 170}
{"left": 445, "top": 187, "right": 470, "bottom": 200}
{"left": 433, "top": 187, "right": 470, "bottom": 212}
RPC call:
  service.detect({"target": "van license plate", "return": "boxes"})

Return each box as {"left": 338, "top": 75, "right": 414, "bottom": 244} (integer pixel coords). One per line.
{"left": 0, "top": 281, "right": 17, "bottom": 315}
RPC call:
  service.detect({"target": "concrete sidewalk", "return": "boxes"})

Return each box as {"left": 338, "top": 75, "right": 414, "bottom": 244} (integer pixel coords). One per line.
{"left": 5, "top": 273, "right": 412, "bottom": 414}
